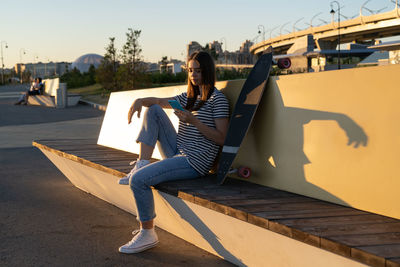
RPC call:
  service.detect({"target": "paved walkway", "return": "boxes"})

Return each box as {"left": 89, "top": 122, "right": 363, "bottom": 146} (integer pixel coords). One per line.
{"left": 0, "top": 85, "right": 232, "bottom": 266}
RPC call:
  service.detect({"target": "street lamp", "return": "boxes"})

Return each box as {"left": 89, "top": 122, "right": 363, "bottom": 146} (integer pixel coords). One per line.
{"left": 293, "top": 17, "right": 304, "bottom": 33}
{"left": 258, "top": 25, "right": 265, "bottom": 43}
{"left": 19, "top": 48, "right": 26, "bottom": 83}
{"left": 33, "top": 54, "right": 39, "bottom": 78}
{"left": 330, "top": 1, "right": 341, "bottom": 70}
{"left": 44, "top": 58, "right": 50, "bottom": 78}
{"left": 1, "top": 41, "right": 8, "bottom": 84}
{"left": 309, "top": 12, "right": 323, "bottom": 28}
{"left": 280, "top": 22, "right": 290, "bottom": 36}
{"left": 220, "top": 37, "right": 227, "bottom": 65}
{"left": 268, "top": 26, "right": 279, "bottom": 40}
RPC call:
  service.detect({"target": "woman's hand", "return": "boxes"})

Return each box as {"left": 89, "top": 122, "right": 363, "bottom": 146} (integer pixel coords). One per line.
{"left": 174, "top": 110, "right": 198, "bottom": 125}
{"left": 128, "top": 99, "right": 143, "bottom": 124}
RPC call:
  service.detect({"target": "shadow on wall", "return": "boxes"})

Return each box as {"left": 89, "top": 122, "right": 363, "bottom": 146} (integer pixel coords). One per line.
{"left": 221, "top": 78, "right": 368, "bottom": 207}
{"left": 161, "top": 195, "right": 244, "bottom": 266}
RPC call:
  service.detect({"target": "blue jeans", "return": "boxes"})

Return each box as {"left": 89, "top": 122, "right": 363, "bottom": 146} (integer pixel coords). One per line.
{"left": 130, "top": 105, "right": 200, "bottom": 222}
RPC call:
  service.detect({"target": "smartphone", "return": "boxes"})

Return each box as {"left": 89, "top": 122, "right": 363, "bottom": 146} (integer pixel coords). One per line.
{"left": 168, "top": 100, "right": 185, "bottom": 111}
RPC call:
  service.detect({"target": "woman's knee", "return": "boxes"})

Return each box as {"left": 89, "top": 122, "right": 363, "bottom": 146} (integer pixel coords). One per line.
{"left": 143, "top": 105, "right": 164, "bottom": 125}
{"left": 129, "top": 172, "right": 147, "bottom": 190}
{"left": 145, "top": 104, "right": 163, "bottom": 118}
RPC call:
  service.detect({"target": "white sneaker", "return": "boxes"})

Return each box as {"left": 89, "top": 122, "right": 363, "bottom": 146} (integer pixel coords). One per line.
{"left": 118, "top": 159, "right": 150, "bottom": 185}
{"left": 119, "top": 228, "right": 159, "bottom": 254}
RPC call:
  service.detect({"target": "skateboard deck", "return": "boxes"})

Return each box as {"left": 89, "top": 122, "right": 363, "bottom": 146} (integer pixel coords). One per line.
{"left": 217, "top": 52, "right": 273, "bottom": 185}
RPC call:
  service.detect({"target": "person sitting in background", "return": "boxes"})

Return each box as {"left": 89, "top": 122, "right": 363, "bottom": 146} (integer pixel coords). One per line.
{"left": 15, "top": 77, "right": 43, "bottom": 105}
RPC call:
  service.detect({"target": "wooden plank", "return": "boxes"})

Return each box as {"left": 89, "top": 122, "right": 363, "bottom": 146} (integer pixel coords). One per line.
{"left": 33, "top": 141, "right": 126, "bottom": 178}
{"left": 274, "top": 214, "right": 397, "bottom": 228}
{"left": 252, "top": 208, "right": 367, "bottom": 220}
{"left": 351, "top": 247, "right": 386, "bottom": 267}
{"left": 299, "top": 222, "right": 400, "bottom": 237}
{"left": 321, "top": 237, "right": 353, "bottom": 258}
{"left": 355, "top": 245, "right": 400, "bottom": 259}
{"left": 230, "top": 201, "right": 341, "bottom": 214}
{"left": 387, "top": 258, "right": 400, "bottom": 267}
{"left": 326, "top": 233, "right": 400, "bottom": 247}
{"left": 209, "top": 201, "right": 248, "bottom": 222}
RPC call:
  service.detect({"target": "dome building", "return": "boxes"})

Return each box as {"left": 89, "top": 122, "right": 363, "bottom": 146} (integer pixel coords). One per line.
{"left": 71, "top": 53, "right": 103, "bottom": 73}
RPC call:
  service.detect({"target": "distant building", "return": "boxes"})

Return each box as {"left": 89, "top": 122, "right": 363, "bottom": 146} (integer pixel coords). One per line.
{"left": 71, "top": 53, "right": 103, "bottom": 73}
{"left": 15, "top": 61, "right": 72, "bottom": 78}
{"left": 145, "top": 62, "right": 160, "bottom": 73}
{"left": 159, "top": 58, "right": 184, "bottom": 74}
{"left": 367, "top": 41, "right": 400, "bottom": 65}
{"left": 357, "top": 51, "right": 390, "bottom": 67}
{"left": 186, "top": 40, "right": 256, "bottom": 68}
{"left": 237, "top": 40, "right": 255, "bottom": 65}
{"left": 208, "top": 41, "right": 223, "bottom": 54}
{"left": 186, "top": 41, "right": 202, "bottom": 59}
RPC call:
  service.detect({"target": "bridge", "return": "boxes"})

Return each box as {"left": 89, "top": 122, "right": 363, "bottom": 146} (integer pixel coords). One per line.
{"left": 250, "top": 8, "right": 400, "bottom": 56}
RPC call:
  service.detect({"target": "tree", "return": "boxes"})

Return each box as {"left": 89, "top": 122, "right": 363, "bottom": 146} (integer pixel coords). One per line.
{"left": 202, "top": 44, "right": 219, "bottom": 61}
{"left": 118, "top": 28, "right": 143, "bottom": 90}
{"left": 160, "top": 56, "right": 168, "bottom": 73}
{"left": 96, "top": 37, "right": 119, "bottom": 91}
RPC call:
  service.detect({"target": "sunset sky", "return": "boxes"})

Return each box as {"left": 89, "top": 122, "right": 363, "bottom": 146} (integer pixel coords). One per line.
{"left": 1, "top": 0, "right": 397, "bottom": 68}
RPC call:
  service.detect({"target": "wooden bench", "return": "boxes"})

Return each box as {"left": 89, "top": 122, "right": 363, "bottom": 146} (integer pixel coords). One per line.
{"left": 33, "top": 139, "right": 400, "bottom": 267}
{"left": 27, "top": 78, "right": 81, "bottom": 108}
{"left": 33, "top": 68, "right": 400, "bottom": 266}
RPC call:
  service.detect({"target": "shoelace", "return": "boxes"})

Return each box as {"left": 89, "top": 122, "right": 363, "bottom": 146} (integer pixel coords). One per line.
{"left": 132, "top": 229, "right": 140, "bottom": 235}
{"left": 127, "top": 229, "right": 142, "bottom": 245}
{"left": 126, "top": 161, "right": 137, "bottom": 176}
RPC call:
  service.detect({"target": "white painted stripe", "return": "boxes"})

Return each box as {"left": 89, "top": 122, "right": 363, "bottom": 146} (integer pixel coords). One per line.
{"left": 222, "top": 146, "right": 239, "bottom": 154}
{"left": 0, "top": 92, "right": 22, "bottom": 98}
{"left": 0, "top": 92, "right": 22, "bottom": 96}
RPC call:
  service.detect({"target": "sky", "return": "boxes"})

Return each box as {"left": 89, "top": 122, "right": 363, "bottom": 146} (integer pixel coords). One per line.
{"left": 1, "top": 0, "right": 397, "bottom": 68}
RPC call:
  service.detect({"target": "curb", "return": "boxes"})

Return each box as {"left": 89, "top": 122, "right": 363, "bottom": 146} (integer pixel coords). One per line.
{"left": 79, "top": 99, "right": 107, "bottom": 111}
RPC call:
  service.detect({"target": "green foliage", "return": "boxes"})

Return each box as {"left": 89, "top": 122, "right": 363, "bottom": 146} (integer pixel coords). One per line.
{"left": 216, "top": 68, "right": 251, "bottom": 80}
{"left": 60, "top": 65, "right": 96, "bottom": 89}
{"left": 96, "top": 37, "right": 119, "bottom": 92}
{"left": 94, "top": 28, "right": 189, "bottom": 92}
{"left": 119, "top": 28, "right": 144, "bottom": 90}
{"left": 160, "top": 56, "right": 168, "bottom": 73}
{"left": 149, "top": 71, "right": 187, "bottom": 84}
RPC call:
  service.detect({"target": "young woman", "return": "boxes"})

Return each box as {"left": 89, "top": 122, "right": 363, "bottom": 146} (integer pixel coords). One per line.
{"left": 118, "top": 51, "right": 229, "bottom": 254}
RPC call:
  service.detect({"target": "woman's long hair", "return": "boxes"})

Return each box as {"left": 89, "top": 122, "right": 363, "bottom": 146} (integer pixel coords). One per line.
{"left": 186, "top": 51, "right": 216, "bottom": 111}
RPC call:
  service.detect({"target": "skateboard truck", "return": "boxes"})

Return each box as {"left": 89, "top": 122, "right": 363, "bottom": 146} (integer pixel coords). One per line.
{"left": 228, "top": 166, "right": 252, "bottom": 178}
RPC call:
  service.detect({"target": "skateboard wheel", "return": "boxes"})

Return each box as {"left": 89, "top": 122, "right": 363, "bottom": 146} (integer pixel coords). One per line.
{"left": 277, "top": 58, "right": 291, "bottom": 69}
{"left": 238, "top": 167, "right": 251, "bottom": 178}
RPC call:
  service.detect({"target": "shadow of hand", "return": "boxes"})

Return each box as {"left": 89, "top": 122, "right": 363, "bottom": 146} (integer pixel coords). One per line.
{"left": 337, "top": 115, "right": 368, "bottom": 148}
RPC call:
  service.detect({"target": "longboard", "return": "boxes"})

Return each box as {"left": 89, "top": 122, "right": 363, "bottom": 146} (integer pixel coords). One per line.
{"left": 216, "top": 52, "right": 273, "bottom": 185}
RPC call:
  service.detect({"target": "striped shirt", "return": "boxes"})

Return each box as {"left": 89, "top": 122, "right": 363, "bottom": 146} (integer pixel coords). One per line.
{"left": 174, "top": 89, "right": 229, "bottom": 175}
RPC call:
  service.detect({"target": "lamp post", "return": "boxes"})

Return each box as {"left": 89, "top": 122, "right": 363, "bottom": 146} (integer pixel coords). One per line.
{"left": 309, "top": 12, "right": 323, "bottom": 28}
{"left": 258, "top": 25, "right": 265, "bottom": 43}
{"left": 33, "top": 54, "right": 38, "bottom": 78}
{"left": 44, "top": 58, "right": 50, "bottom": 78}
{"left": 268, "top": 26, "right": 279, "bottom": 40}
{"left": 293, "top": 17, "right": 304, "bottom": 34}
{"left": 330, "top": 1, "right": 341, "bottom": 70}
{"left": 279, "top": 22, "right": 290, "bottom": 37}
{"left": 19, "top": 48, "right": 26, "bottom": 83}
{"left": 220, "top": 37, "right": 227, "bottom": 65}
{"left": 1, "top": 41, "right": 8, "bottom": 84}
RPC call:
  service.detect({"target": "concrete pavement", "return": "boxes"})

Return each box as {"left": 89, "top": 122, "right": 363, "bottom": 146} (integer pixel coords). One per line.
{"left": 0, "top": 85, "right": 233, "bottom": 266}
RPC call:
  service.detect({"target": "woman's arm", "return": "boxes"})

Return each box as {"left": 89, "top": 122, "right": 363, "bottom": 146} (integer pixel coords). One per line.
{"left": 128, "top": 97, "right": 174, "bottom": 124}
{"left": 174, "top": 110, "right": 229, "bottom": 145}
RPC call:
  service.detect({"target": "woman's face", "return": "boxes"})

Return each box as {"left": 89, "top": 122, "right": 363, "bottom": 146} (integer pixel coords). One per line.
{"left": 188, "top": 59, "right": 202, "bottom": 86}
